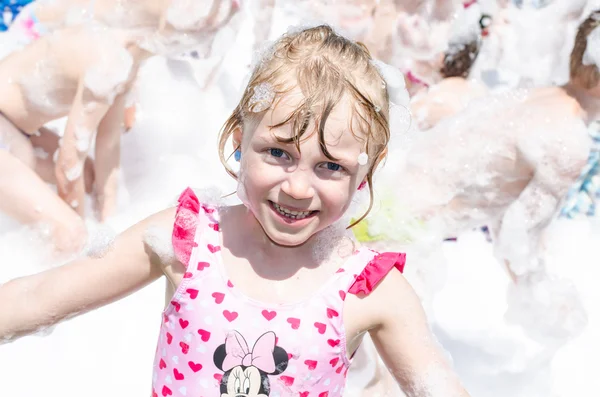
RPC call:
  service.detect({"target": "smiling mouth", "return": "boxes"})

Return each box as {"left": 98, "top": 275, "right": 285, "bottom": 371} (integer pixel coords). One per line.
{"left": 269, "top": 201, "right": 318, "bottom": 220}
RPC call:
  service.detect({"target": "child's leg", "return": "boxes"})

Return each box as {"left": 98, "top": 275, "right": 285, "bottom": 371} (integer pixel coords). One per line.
{"left": 0, "top": 117, "right": 86, "bottom": 252}
{"left": 29, "top": 126, "right": 95, "bottom": 193}
{"left": 124, "top": 104, "right": 136, "bottom": 132}
{"left": 0, "top": 150, "right": 86, "bottom": 253}
{"left": 94, "top": 93, "right": 126, "bottom": 221}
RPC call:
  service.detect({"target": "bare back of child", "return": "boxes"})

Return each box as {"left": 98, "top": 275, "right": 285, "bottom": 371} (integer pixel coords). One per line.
{"left": 0, "top": 25, "right": 144, "bottom": 251}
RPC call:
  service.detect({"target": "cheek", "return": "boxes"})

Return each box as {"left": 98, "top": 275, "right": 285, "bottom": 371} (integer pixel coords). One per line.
{"left": 320, "top": 184, "right": 353, "bottom": 213}
{"left": 241, "top": 161, "right": 276, "bottom": 192}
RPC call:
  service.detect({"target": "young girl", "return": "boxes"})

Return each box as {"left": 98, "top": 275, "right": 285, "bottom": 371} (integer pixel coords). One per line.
{"left": 0, "top": 26, "right": 470, "bottom": 397}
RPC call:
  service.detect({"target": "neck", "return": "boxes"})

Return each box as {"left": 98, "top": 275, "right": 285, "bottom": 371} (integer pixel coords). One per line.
{"left": 225, "top": 205, "right": 352, "bottom": 274}
{"left": 562, "top": 81, "right": 600, "bottom": 123}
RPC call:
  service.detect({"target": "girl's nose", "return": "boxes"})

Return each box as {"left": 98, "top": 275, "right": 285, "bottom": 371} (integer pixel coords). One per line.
{"left": 281, "top": 169, "right": 315, "bottom": 200}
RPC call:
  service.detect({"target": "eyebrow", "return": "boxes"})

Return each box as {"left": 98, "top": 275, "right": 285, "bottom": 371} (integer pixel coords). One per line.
{"left": 260, "top": 131, "right": 361, "bottom": 163}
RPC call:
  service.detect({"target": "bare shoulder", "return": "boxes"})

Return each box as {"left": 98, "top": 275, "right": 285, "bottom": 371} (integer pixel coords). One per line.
{"left": 364, "top": 268, "right": 420, "bottom": 316}
{"left": 345, "top": 267, "right": 422, "bottom": 336}
{"left": 527, "top": 87, "right": 584, "bottom": 117}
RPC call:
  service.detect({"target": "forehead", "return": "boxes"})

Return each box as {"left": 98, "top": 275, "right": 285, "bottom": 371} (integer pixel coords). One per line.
{"left": 253, "top": 88, "right": 367, "bottom": 149}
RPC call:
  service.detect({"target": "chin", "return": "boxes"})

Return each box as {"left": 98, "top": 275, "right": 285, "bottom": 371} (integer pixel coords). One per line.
{"left": 263, "top": 228, "right": 313, "bottom": 247}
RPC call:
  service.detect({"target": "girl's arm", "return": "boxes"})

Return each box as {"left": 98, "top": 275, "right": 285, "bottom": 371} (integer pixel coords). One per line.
{"left": 0, "top": 207, "right": 176, "bottom": 343}
{"left": 367, "top": 270, "right": 471, "bottom": 397}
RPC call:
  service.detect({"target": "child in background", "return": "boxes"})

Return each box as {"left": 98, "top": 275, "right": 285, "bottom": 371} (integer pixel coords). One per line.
{"left": 0, "top": 0, "right": 240, "bottom": 252}
{"left": 0, "top": 26, "right": 470, "bottom": 397}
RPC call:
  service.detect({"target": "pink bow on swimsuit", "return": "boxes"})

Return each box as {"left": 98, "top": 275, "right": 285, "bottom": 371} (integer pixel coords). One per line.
{"left": 222, "top": 331, "right": 276, "bottom": 373}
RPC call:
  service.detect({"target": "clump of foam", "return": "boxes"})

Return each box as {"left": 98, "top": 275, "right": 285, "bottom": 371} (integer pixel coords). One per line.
{"left": 83, "top": 29, "right": 134, "bottom": 104}
{"left": 165, "top": 0, "right": 213, "bottom": 30}
{"left": 82, "top": 223, "right": 117, "bottom": 259}
{"left": 33, "top": 147, "right": 50, "bottom": 160}
{"left": 505, "top": 272, "right": 588, "bottom": 345}
{"left": 372, "top": 59, "right": 410, "bottom": 109}
{"left": 448, "top": 3, "right": 482, "bottom": 47}
{"left": 63, "top": 161, "right": 84, "bottom": 182}
{"left": 74, "top": 127, "right": 93, "bottom": 152}
{"left": 143, "top": 225, "right": 177, "bottom": 265}
{"left": 311, "top": 221, "right": 355, "bottom": 267}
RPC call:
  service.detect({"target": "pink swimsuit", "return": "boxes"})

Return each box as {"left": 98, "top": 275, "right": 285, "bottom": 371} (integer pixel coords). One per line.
{"left": 151, "top": 188, "right": 406, "bottom": 397}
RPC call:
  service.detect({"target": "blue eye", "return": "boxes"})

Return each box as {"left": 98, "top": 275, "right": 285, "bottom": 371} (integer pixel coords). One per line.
{"left": 325, "top": 162, "right": 341, "bottom": 171}
{"left": 269, "top": 148, "right": 285, "bottom": 158}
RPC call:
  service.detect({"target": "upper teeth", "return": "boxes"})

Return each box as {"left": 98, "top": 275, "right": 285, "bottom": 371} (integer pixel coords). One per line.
{"left": 274, "top": 203, "right": 312, "bottom": 218}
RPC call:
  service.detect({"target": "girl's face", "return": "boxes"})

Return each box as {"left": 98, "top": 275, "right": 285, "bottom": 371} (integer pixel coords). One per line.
{"left": 237, "top": 90, "right": 370, "bottom": 247}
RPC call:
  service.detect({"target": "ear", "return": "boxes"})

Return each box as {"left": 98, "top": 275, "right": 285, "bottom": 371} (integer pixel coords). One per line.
{"left": 213, "top": 344, "right": 227, "bottom": 370}
{"left": 233, "top": 126, "right": 243, "bottom": 150}
{"left": 270, "top": 346, "right": 289, "bottom": 375}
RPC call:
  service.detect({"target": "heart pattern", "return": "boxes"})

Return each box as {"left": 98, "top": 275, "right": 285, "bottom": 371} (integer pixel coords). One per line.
{"left": 222, "top": 310, "right": 238, "bottom": 322}
{"left": 261, "top": 310, "right": 277, "bottom": 321}
{"left": 314, "top": 322, "right": 327, "bottom": 334}
{"left": 154, "top": 194, "right": 385, "bottom": 397}
{"left": 188, "top": 361, "right": 202, "bottom": 372}
{"left": 287, "top": 317, "right": 301, "bottom": 329}
{"left": 207, "top": 244, "right": 220, "bottom": 253}
{"left": 179, "top": 342, "right": 189, "bottom": 354}
{"left": 304, "top": 360, "right": 317, "bottom": 370}
{"left": 280, "top": 375, "right": 295, "bottom": 386}
{"left": 326, "top": 308, "right": 339, "bottom": 319}
{"left": 174, "top": 368, "right": 185, "bottom": 380}
{"left": 211, "top": 292, "right": 225, "bottom": 304}
{"left": 178, "top": 319, "right": 189, "bottom": 329}
{"left": 197, "top": 329, "right": 211, "bottom": 342}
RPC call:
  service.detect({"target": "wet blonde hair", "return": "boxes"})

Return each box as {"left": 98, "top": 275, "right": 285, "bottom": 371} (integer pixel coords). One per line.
{"left": 218, "top": 25, "right": 391, "bottom": 228}
{"left": 571, "top": 10, "right": 600, "bottom": 89}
